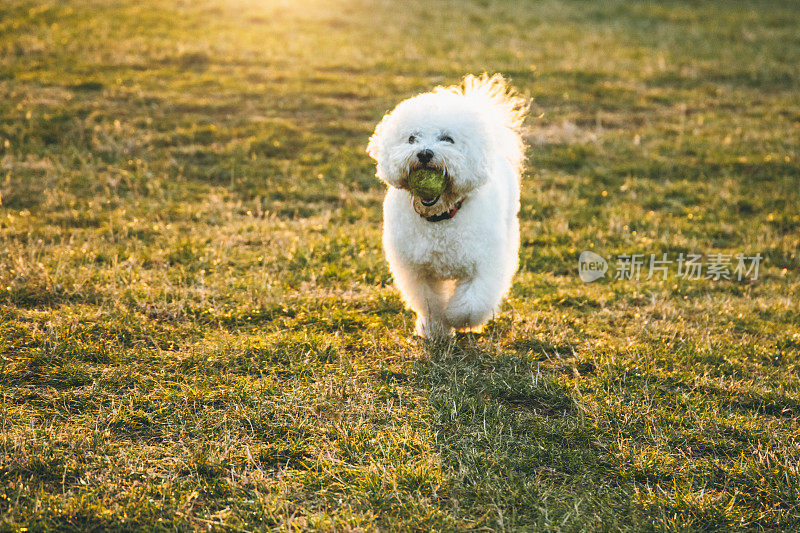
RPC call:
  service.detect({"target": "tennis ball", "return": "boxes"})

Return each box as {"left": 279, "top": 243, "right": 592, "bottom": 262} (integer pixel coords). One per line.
{"left": 408, "top": 168, "right": 446, "bottom": 202}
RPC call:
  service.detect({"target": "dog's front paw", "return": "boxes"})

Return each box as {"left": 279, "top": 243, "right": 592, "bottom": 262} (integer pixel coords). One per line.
{"left": 415, "top": 316, "right": 453, "bottom": 340}
{"left": 445, "top": 295, "right": 493, "bottom": 330}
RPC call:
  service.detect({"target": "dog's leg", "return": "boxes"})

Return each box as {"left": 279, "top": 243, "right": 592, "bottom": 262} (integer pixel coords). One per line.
{"left": 444, "top": 267, "right": 508, "bottom": 331}
{"left": 391, "top": 268, "right": 452, "bottom": 339}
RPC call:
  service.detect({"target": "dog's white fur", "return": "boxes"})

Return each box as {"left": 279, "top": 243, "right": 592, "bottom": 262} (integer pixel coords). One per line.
{"left": 368, "top": 74, "right": 527, "bottom": 339}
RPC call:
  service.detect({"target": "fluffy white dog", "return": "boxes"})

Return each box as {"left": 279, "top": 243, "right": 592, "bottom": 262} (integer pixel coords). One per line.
{"left": 367, "top": 74, "right": 527, "bottom": 339}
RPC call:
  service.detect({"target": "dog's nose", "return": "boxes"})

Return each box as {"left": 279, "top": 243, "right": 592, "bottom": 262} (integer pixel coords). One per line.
{"left": 416, "top": 149, "right": 434, "bottom": 165}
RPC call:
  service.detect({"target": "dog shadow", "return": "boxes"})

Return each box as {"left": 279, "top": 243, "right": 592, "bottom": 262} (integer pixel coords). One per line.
{"left": 411, "top": 332, "right": 606, "bottom": 526}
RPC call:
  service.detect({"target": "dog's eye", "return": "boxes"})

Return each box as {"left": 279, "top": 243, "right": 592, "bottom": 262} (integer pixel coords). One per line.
{"left": 439, "top": 134, "right": 454, "bottom": 144}
{"left": 408, "top": 135, "right": 416, "bottom": 144}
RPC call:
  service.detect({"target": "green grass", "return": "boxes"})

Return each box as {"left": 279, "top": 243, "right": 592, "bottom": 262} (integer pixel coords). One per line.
{"left": 1, "top": 0, "right": 799, "bottom": 530}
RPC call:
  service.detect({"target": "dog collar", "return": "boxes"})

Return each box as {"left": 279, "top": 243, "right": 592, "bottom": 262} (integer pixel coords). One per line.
{"left": 423, "top": 198, "right": 464, "bottom": 222}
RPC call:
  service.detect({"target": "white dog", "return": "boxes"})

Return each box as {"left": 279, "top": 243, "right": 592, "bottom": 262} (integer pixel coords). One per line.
{"left": 367, "top": 74, "right": 527, "bottom": 339}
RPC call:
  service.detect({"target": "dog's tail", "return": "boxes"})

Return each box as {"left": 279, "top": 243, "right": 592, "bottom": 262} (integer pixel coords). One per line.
{"left": 455, "top": 74, "right": 528, "bottom": 173}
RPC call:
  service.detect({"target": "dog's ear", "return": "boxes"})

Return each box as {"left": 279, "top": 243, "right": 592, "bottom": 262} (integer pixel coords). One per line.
{"left": 366, "top": 114, "right": 389, "bottom": 162}
{"left": 451, "top": 151, "right": 491, "bottom": 196}
{"left": 367, "top": 113, "right": 404, "bottom": 188}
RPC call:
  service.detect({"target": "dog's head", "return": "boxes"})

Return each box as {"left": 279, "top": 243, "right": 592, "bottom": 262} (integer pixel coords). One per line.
{"left": 367, "top": 90, "right": 494, "bottom": 205}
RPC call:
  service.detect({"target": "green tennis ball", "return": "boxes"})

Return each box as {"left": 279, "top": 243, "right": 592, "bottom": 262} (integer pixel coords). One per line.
{"left": 408, "top": 168, "right": 447, "bottom": 202}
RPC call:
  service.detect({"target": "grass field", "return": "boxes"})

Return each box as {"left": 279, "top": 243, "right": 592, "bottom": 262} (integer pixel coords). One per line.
{"left": 1, "top": 0, "right": 800, "bottom": 530}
